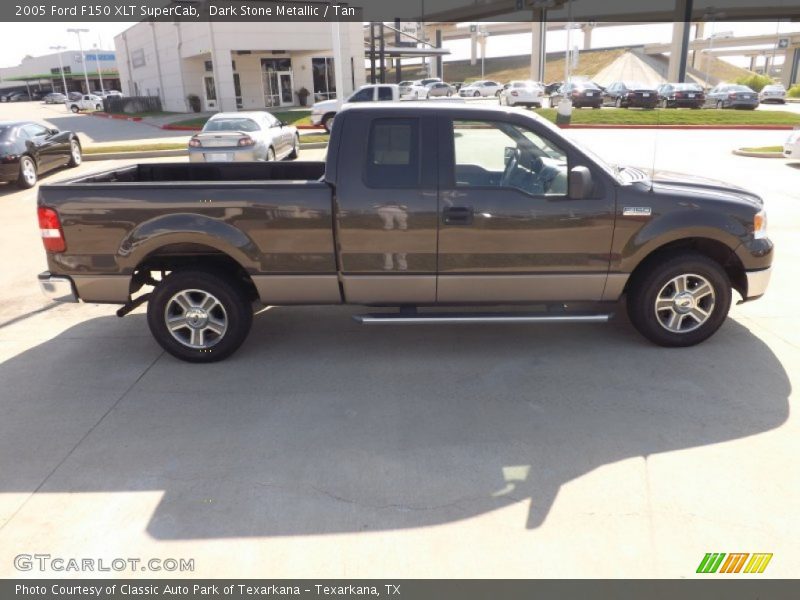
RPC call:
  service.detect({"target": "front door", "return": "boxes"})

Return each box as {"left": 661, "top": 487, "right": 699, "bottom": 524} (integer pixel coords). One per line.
{"left": 279, "top": 72, "right": 294, "bottom": 106}
{"left": 202, "top": 75, "right": 217, "bottom": 111}
{"left": 436, "top": 116, "right": 615, "bottom": 303}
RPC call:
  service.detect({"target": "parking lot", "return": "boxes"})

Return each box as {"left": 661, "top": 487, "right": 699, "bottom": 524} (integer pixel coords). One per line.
{"left": 0, "top": 105, "right": 798, "bottom": 578}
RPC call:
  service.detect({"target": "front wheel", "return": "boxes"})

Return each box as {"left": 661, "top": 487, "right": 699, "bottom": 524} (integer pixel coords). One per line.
{"left": 473, "top": 91, "right": 480, "bottom": 97}
{"left": 67, "top": 139, "right": 82, "bottom": 167}
{"left": 147, "top": 270, "right": 253, "bottom": 363}
{"left": 321, "top": 113, "right": 334, "bottom": 133}
{"left": 627, "top": 253, "right": 732, "bottom": 347}
{"left": 266, "top": 147, "right": 276, "bottom": 162}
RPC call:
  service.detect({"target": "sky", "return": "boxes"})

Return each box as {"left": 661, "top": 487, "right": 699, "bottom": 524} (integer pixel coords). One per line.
{"left": 0, "top": 21, "right": 798, "bottom": 69}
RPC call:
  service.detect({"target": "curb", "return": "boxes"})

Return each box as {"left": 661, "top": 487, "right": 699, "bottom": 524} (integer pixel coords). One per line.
{"left": 83, "top": 142, "right": 329, "bottom": 161}
{"left": 84, "top": 149, "right": 186, "bottom": 161}
{"left": 90, "top": 112, "right": 143, "bottom": 122}
{"left": 558, "top": 124, "right": 797, "bottom": 130}
{"left": 732, "top": 149, "right": 785, "bottom": 158}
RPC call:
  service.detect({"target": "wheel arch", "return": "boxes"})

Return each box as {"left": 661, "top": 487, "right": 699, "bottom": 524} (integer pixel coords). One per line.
{"left": 623, "top": 237, "right": 746, "bottom": 300}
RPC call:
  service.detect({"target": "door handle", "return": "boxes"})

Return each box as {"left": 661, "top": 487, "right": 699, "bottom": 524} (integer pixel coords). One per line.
{"left": 442, "top": 206, "right": 474, "bottom": 225}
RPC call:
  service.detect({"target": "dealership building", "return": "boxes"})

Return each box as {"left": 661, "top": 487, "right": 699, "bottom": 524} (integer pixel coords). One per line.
{"left": 0, "top": 50, "right": 120, "bottom": 95}
{"left": 114, "top": 21, "right": 366, "bottom": 112}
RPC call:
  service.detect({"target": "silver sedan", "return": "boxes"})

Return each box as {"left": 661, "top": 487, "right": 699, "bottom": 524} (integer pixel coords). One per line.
{"left": 188, "top": 111, "right": 299, "bottom": 162}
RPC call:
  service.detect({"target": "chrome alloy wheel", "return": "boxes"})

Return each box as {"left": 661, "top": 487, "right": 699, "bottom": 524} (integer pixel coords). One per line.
{"left": 71, "top": 141, "right": 82, "bottom": 165}
{"left": 164, "top": 289, "right": 228, "bottom": 349}
{"left": 21, "top": 158, "right": 37, "bottom": 186}
{"left": 654, "top": 273, "right": 716, "bottom": 334}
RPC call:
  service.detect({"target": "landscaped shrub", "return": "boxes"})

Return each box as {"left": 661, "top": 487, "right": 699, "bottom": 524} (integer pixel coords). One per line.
{"left": 788, "top": 85, "right": 800, "bottom": 98}
{"left": 734, "top": 74, "right": 773, "bottom": 92}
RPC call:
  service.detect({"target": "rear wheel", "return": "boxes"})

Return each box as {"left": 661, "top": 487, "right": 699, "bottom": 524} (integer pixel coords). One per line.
{"left": 70, "top": 105, "right": 79, "bottom": 113}
{"left": 147, "top": 270, "right": 253, "bottom": 363}
{"left": 17, "top": 156, "right": 37, "bottom": 189}
{"left": 627, "top": 252, "right": 731, "bottom": 347}
{"left": 287, "top": 134, "right": 300, "bottom": 159}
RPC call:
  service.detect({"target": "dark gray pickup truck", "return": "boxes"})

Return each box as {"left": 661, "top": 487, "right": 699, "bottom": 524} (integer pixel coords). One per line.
{"left": 37, "top": 104, "right": 773, "bottom": 362}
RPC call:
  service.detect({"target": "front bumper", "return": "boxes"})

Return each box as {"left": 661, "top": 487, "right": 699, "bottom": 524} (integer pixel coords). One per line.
{"left": 38, "top": 272, "right": 78, "bottom": 303}
{"left": 745, "top": 267, "right": 772, "bottom": 300}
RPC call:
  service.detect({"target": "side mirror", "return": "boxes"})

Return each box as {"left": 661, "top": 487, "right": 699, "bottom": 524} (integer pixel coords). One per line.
{"left": 568, "top": 166, "right": 593, "bottom": 199}
{"left": 48, "top": 128, "right": 59, "bottom": 135}
{"left": 279, "top": 120, "right": 287, "bottom": 127}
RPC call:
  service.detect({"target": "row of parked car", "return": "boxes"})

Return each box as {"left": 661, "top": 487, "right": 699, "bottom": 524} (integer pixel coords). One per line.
{"left": 0, "top": 89, "right": 123, "bottom": 105}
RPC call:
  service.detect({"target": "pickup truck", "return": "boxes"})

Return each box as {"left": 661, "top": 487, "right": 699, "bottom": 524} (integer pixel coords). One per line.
{"left": 310, "top": 83, "right": 402, "bottom": 132}
{"left": 66, "top": 94, "right": 104, "bottom": 113}
{"left": 37, "top": 103, "right": 773, "bottom": 362}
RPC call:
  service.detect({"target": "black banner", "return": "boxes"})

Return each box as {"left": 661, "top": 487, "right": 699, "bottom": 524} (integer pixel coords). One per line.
{"left": 3, "top": 0, "right": 800, "bottom": 23}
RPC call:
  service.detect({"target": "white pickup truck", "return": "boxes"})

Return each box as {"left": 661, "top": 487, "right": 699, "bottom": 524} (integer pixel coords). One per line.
{"left": 310, "top": 84, "right": 401, "bottom": 132}
{"left": 66, "top": 94, "right": 104, "bottom": 113}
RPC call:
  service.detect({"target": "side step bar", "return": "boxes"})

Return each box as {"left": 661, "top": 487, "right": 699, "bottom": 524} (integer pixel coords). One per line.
{"left": 353, "top": 312, "right": 613, "bottom": 325}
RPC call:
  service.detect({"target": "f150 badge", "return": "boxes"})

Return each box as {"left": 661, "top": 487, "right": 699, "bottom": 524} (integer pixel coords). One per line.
{"left": 623, "top": 207, "right": 652, "bottom": 216}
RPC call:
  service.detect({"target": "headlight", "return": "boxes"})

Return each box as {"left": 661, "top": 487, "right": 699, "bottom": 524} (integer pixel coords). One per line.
{"left": 753, "top": 209, "right": 767, "bottom": 239}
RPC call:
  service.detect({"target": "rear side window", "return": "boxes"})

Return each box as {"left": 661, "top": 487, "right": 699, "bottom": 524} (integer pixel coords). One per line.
{"left": 365, "top": 118, "right": 420, "bottom": 189}
{"left": 377, "top": 87, "right": 393, "bottom": 101}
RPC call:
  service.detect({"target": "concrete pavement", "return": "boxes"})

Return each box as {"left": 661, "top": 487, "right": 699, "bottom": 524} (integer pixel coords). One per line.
{"left": 0, "top": 130, "right": 797, "bottom": 578}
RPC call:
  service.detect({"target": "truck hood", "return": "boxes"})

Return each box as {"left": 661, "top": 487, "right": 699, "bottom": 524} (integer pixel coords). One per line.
{"left": 646, "top": 168, "right": 763, "bottom": 209}
{"left": 311, "top": 99, "right": 337, "bottom": 113}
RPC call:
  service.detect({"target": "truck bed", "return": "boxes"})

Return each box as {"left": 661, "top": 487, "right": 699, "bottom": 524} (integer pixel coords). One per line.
{"left": 62, "top": 161, "right": 327, "bottom": 185}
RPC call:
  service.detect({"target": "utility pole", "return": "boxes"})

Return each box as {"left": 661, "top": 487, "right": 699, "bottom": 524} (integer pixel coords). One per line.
{"left": 49, "top": 45, "right": 69, "bottom": 94}
{"left": 67, "top": 28, "right": 91, "bottom": 93}
{"left": 92, "top": 44, "right": 105, "bottom": 94}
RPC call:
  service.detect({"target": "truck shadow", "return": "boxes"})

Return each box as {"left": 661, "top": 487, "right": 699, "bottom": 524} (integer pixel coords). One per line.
{"left": 0, "top": 307, "right": 791, "bottom": 539}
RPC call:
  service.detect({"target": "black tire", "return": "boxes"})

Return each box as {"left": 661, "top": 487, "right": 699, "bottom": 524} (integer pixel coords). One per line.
{"left": 287, "top": 134, "right": 300, "bottom": 159}
{"left": 321, "top": 113, "right": 334, "bottom": 133}
{"left": 67, "top": 139, "right": 82, "bottom": 167}
{"left": 266, "top": 147, "right": 276, "bottom": 162}
{"left": 615, "top": 97, "right": 622, "bottom": 108}
{"left": 147, "top": 269, "right": 253, "bottom": 363}
{"left": 473, "top": 91, "right": 480, "bottom": 97}
{"left": 70, "top": 105, "right": 79, "bottom": 113}
{"left": 592, "top": 105, "right": 601, "bottom": 109}
{"left": 716, "top": 100, "right": 723, "bottom": 109}
{"left": 17, "top": 155, "right": 37, "bottom": 189}
{"left": 626, "top": 252, "right": 732, "bottom": 347}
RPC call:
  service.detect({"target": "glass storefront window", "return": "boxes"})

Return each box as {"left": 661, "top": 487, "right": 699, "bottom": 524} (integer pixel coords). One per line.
{"left": 312, "top": 57, "right": 336, "bottom": 101}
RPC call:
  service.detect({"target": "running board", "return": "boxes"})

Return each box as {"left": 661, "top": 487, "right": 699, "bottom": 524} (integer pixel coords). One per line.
{"left": 353, "top": 312, "right": 613, "bottom": 325}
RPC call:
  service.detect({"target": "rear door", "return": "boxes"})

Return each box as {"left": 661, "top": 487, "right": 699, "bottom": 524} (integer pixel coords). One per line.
{"left": 334, "top": 111, "right": 439, "bottom": 304}
{"left": 436, "top": 115, "right": 615, "bottom": 303}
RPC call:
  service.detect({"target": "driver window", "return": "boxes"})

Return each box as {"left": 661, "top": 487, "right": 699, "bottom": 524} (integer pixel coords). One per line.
{"left": 452, "top": 119, "right": 568, "bottom": 196}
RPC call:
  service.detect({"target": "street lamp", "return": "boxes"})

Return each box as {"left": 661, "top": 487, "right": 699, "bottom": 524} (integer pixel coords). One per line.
{"left": 92, "top": 44, "right": 105, "bottom": 94}
{"left": 49, "top": 45, "right": 69, "bottom": 94}
{"left": 67, "top": 28, "right": 91, "bottom": 93}
{"left": 704, "top": 30, "right": 734, "bottom": 89}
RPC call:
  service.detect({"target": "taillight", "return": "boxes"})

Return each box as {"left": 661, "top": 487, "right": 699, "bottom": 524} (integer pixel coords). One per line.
{"left": 729, "top": 93, "right": 737, "bottom": 99}
{"left": 188, "top": 138, "right": 201, "bottom": 148}
{"left": 238, "top": 136, "right": 255, "bottom": 147}
{"left": 675, "top": 92, "right": 684, "bottom": 98}
{"left": 510, "top": 91, "right": 518, "bottom": 97}
{"left": 38, "top": 206, "right": 66, "bottom": 253}
{"left": 627, "top": 91, "right": 636, "bottom": 97}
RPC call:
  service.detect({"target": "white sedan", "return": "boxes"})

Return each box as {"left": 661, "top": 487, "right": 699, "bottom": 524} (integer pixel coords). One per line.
{"left": 188, "top": 111, "right": 299, "bottom": 162}
{"left": 499, "top": 81, "right": 544, "bottom": 108}
{"left": 785, "top": 129, "right": 800, "bottom": 160}
{"left": 458, "top": 80, "right": 503, "bottom": 98}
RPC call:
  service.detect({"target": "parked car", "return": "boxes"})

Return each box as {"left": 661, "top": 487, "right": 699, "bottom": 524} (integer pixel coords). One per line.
{"left": 188, "top": 111, "right": 298, "bottom": 162}
{"left": 603, "top": 81, "right": 659, "bottom": 108}
{"left": 759, "top": 84, "right": 786, "bottom": 104}
{"left": 398, "top": 80, "right": 429, "bottom": 100}
{"left": 458, "top": 80, "right": 503, "bottom": 97}
{"left": 98, "top": 89, "right": 123, "bottom": 98}
{"left": 544, "top": 82, "right": 563, "bottom": 96}
{"left": 550, "top": 81, "right": 603, "bottom": 108}
{"left": 656, "top": 82, "right": 705, "bottom": 109}
{"left": 784, "top": 128, "right": 800, "bottom": 159}
{"left": 37, "top": 103, "right": 772, "bottom": 362}
{"left": 43, "top": 92, "right": 67, "bottom": 104}
{"left": 706, "top": 84, "right": 759, "bottom": 109}
{"left": 419, "top": 77, "right": 443, "bottom": 87}
{"left": 66, "top": 94, "right": 104, "bottom": 113}
{"left": 0, "top": 121, "right": 81, "bottom": 188}
{"left": 499, "top": 80, "right": 544, "bottom": 108}
{"left": 425, "top": 81, "right": 455, "bottom": 98}
{"left": 310, "top": 84, "right": 401, "bottom": 132}
{"left": 2, "top": 91, "right": 32, "bottom": 102}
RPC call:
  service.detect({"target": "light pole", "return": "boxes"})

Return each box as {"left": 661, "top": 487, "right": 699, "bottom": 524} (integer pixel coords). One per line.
{"left": 49, "top": 45, "right": 69, "bottom": 94}
{"left": 704, "top": 30, "right": 733, "bottom": 89}
{"left": 92, "top": 44, "right": 105, "bottom": 94}
{"left": 67, "top": 28, "right": 91, "bottom": 93}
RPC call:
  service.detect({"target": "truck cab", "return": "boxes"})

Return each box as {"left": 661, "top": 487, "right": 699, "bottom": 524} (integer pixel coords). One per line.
{"left": 310, "top": 84, "right": 400, "bottom": 132}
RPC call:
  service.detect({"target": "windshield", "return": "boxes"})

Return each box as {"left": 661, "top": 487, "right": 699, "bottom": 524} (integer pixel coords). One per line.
{"left": 203, "top": 118, "right": 260, "bottom": 132}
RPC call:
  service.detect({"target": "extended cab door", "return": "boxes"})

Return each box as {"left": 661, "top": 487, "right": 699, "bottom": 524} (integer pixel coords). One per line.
{"left": 333, "top": 111, "right": 439, "bottom": 304}
{"left": 436, "top": 115, "right": 615, "bottom": 303}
